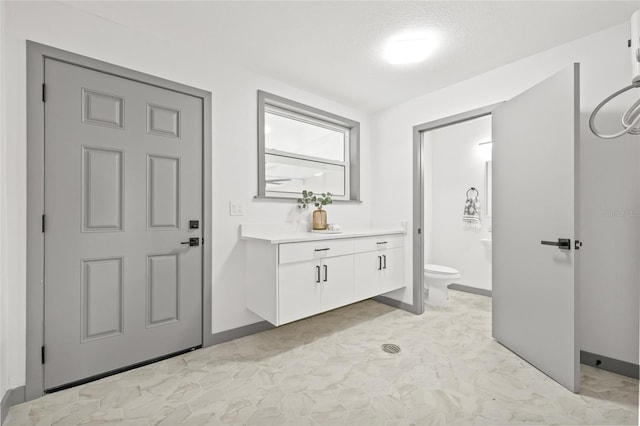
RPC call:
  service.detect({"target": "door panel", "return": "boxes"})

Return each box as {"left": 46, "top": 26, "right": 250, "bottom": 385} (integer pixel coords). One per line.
{"left": 147, "top": 253, "right": 180, "bottom": 327}
{"left": 81, "top": 146, "right": 124, "bottom": 231}
{"left": 492, "top": 64, "right": 579, "bottom": 392}
{"left": 44, "top": 58, "right": 203, "bottom": 390}
{"left": 81, "top": 257, "right": 124, "bottom": 342}
{"left": 147, "top": 154, "right": 181, "bottom": 230}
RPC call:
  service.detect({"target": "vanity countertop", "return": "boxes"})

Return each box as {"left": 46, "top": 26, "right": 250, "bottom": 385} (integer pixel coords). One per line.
{"left": 240, "top": 224, "right": 406, "bottom": 244}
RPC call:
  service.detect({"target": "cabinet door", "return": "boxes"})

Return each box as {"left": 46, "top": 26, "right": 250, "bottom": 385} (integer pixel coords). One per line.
{"left": 354, "top": 252, "right": 382, "bottom": 301}
{"left": 380, "top": 247, "right": 404, "bottom": 293}
{"left": 320, "top": 255, "right": 354, "bottom": 312}
{"left": 278, "top": 260, "right": 322, "bottom": 325}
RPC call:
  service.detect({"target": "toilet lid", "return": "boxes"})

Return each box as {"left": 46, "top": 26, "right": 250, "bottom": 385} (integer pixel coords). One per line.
{"left": 424, "top": 264, "right": 460, "bottom": 275}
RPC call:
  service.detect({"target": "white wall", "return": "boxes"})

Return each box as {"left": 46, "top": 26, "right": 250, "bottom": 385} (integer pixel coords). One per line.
{"left": 372, "top": 23, "right": 639, "bottom": 364}
{"left": 425, "top": 116, "right": 493, "bottom": 291}
{"left": 2, "top": 1, "right": 374, "bottom": 391}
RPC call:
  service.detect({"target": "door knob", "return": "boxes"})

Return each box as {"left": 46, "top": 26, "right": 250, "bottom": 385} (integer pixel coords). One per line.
{"left": 540, "top": 238, "right": 571, "bottom": 250}
{"left": 180, "top": 238, "right": 200, "bottom": 247}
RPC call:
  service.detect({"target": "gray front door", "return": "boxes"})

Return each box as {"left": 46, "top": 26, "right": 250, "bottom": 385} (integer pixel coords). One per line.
{"left": 44, "top": 58, "right": 203, "bottom": 390}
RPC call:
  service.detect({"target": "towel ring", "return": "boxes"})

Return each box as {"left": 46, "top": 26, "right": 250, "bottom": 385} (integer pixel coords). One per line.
{"left": 466, "top": 187, "right": 479, "bottom": 198}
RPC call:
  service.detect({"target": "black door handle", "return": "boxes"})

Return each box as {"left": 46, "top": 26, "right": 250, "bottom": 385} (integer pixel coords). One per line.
{"left": 541, "top": 238, "right": 571, "bottom": 250}
{"left": 323, "top": 264, "right": 328, "bottom": 282}
{"left": 383, "top": 255, "right": 387, "bottom": 269}
{"left": 180, "top": 238, "right": 200, "bottom": 247}
{"left": 315, "top": 265, "right": 321, "bottom": 283}
{"left": 378, "top": 256, "right": 382, "bottom": 270}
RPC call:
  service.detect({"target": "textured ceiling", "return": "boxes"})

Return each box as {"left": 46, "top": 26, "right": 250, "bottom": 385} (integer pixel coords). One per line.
{"left": 65, "top": 1, "right": 639, "bottom": 113}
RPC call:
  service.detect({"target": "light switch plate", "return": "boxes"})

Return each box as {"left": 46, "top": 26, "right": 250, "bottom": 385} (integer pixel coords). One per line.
{"left": 229, "top": 201, "right": 244, "bottom": 216}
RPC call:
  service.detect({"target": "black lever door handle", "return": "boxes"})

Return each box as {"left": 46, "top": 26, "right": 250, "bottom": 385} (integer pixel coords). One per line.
{"left": 541, "top": 238, "right": 571, "bottom": 250}
{"left": 181, "top": 237, "right": 200, "bottom": 247}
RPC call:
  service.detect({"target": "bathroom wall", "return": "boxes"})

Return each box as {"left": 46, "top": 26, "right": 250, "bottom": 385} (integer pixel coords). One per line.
{"left": 372, "top": 22, "right": 639, "bottom": 365}
{"left": 424, "top": 116, "right": 493, "bottom": 291}
{"left": 1, "top": 1, "right": 374, "bottom": 395}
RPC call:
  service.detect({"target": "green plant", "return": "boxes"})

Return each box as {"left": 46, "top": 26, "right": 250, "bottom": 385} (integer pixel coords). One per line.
{"left": 297, "top": 190, "right": 332, "bottom": 210}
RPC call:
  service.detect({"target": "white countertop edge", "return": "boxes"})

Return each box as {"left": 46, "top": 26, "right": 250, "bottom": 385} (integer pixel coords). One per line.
{"left": 240, "top": 226, "right": 406, "bottom": 244}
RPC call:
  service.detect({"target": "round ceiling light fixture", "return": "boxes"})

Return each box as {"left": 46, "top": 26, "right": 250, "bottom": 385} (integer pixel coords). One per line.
{"left": 384, "top": 32, "right": 438, "bottom": 65}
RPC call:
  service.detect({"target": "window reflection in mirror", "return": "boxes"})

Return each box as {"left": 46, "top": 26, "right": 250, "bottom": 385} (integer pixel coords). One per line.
{"left": 258, "top": 91, "right": 360, "bottom": 201}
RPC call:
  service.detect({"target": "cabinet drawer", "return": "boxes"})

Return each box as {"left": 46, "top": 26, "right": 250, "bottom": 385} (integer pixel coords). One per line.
{"left": 279, "top": 239, "right": 354, "bottom": 264}
{"left": 353, "top": 234, "right": 404, "bottom": 253}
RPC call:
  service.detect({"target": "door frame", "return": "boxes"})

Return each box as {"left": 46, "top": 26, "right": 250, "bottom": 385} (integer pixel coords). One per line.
{"left": 412, "top": 103, "right": 502, "bottom": 314}
{"left": 26, "top": 41, "right": 213, "bottom": 400}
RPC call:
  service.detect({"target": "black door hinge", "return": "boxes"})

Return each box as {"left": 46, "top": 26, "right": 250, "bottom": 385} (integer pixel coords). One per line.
{"left": 42, "top": 83, "right": 46, "bottom": 102}
{"left": 41, "top": 346, "right": 45, "bottom": 364}
{"left": 42, "top": 215, "right": 46, "bottom": 233}
{"left": 418, "top": 228, "right": 421, "bottom": 234}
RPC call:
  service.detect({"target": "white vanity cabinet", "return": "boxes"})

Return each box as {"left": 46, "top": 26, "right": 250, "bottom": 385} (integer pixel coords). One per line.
{"left": 242, "top": 226, "right": 406, "bottom": 326}
{"left": 353, "top": 235, "right": 405, "bottom": 300}
{"left": 278, "top": 239, "right": 355, "bottom": 325}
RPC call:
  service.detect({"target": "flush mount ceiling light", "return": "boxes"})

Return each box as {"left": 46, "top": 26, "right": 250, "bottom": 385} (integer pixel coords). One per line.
{"left": 384, "top": 33, "right": 438, "bottom": 65}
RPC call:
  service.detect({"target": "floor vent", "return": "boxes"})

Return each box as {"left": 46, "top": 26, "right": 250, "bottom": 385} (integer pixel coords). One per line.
{"left": 381, "top": 343, "right": 401, "bottom": 354}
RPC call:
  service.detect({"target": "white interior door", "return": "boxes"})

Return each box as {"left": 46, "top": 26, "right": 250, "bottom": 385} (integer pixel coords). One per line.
{"left": 492, "top": 64, "right": 580, "bottom": 393}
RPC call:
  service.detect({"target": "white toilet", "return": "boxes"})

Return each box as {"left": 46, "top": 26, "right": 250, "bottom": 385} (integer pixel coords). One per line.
{"left": 424, "top": 264, "right": 461, "bottom": 307}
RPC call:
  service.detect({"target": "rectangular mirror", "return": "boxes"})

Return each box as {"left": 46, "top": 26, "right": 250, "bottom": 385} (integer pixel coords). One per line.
{"left": 257, "top": 91, "right": 360, "bottom": 201}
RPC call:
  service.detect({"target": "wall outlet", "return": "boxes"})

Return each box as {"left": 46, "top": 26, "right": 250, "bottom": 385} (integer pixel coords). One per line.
{"left": 229, "top": 201, "right": 244, "bottom": 216}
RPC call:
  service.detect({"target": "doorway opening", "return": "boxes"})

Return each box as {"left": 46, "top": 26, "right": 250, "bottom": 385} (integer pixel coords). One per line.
{"left": 421, "top": 115, "right": 493, "bottom": 308}
{"left": 412, "top": 104, "right": 500, "bottom": 314}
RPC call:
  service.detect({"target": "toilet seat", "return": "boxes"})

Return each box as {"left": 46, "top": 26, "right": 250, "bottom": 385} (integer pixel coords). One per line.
{"left": 424, "top": 264, "right": 460, "bottom": 276}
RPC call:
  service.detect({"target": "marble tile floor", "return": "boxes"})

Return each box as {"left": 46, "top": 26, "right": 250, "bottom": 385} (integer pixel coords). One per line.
{"left": 6, "top": 291, "right": 638, "bottom": 425}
